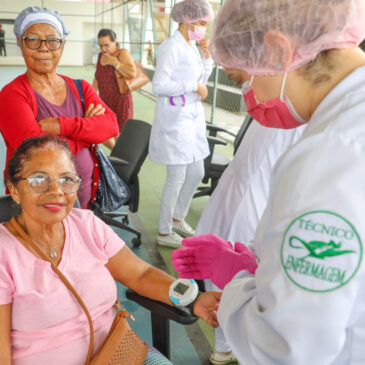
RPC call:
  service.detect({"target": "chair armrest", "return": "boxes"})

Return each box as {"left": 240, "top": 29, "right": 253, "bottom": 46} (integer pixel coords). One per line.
{"left": 108, "top": 156, "right": 129, "bottom": 167}
{"left": 125, "top": 289, "right": 198, "bottom": 325}
{"left": 206, "top": 123, "right": 236, "bottom": 137}
{"left": 207, "top": 136, "right": 228, "bottom": 147}
{"left": 206, "top": 123, "right": 228, "bottom": 137}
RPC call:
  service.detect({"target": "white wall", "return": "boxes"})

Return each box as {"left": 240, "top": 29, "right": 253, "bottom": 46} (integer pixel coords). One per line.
{"left": 0, "top": 0, "right": 125, "bottom": 65}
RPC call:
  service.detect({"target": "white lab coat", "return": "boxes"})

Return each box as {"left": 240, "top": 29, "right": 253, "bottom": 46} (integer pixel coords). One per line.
{"left": 196, "top": 121, "right": 306, "bottom": 243}
{"left": 196, "top": 120, "right": 306, "bottom": 353}
{"left": 218, "top": 66, "right": 365, "bottom": 364}
{"left": 149, "top": 30, "right": 213, "bottom": 165}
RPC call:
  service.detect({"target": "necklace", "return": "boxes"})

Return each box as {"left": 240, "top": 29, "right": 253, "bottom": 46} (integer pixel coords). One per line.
{"left": 30, "top": 224, "right": 64, "bottom": 259}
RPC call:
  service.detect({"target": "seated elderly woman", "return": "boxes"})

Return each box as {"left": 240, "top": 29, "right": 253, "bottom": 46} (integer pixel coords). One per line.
{"left": 0, "top": 6, "right": 119, "bottom": 209}
{"left": 0, "top": 135, "right": 221, "bottom": 365}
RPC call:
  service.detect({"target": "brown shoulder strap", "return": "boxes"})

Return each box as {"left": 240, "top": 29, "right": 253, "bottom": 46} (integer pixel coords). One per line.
{"left": 9, "top": 217, "right": 94, "bottom": 365}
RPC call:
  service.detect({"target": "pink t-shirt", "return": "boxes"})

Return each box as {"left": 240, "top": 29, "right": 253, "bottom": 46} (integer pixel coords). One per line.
{"left": 0, "top": 208, "right": 125, "bottom": 365}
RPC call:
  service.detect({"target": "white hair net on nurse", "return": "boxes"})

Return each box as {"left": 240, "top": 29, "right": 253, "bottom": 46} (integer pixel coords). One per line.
{"left": 210, "top": 0, "right": 365, "bottom": 76}
{"left": 171, "top": 0, "right": 214, "bottom": 24}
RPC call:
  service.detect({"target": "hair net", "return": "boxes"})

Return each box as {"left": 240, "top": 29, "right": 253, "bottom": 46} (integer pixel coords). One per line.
{"left": 171, "top": 0, "right": 214, "bottom": 24}
{"left": 210, "top": 0, "right": 365, "bottom": 76}
{"left": 14, "top": 6, "right": 68, "bottom": 39}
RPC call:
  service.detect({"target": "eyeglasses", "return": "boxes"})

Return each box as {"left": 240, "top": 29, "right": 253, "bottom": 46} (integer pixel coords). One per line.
{"left": 21, "top": 36, "right": 63, "bottom": 51}
{"left": 19, "top": 173, "right": 81, "bottom": 194}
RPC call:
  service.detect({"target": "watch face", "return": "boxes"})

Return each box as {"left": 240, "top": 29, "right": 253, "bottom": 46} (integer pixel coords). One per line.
{"left": 174, "top": 282, "right": 189, "bottom": 295}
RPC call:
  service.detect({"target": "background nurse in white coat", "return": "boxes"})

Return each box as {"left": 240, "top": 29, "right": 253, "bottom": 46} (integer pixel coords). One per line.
{"left": 149, "top": 0, "right": 214, "bottom": 248}
{"left": 173, "top": 0, "right": 365, "bottom": 363}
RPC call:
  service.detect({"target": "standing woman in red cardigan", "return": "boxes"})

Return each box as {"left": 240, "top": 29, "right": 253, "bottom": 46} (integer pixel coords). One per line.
{"left": 0, "top": 6, "right": 119, "bottom": 208}
{"left": 93, "top": 29, "right": 137, "bottom": 150}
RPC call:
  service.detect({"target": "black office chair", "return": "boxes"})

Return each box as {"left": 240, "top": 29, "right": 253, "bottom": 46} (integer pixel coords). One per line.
{"left": 91, "top": 119, "right": 151, "bottom": 247}
{"left": 0, "top": 194, "right": 198, "bottom": 360}
{"left": 194, "top": 114, "right": 253, "bottom": 198}
{"left": 0, "top": 195, "right": 21, "bottom": 221}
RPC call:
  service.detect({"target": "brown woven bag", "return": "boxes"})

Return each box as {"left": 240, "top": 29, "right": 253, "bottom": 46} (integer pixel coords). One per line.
{"left": 90, "top": 302, "right": 148, "bottom": 365}
{"left": 9, "top": 217, "right": 148, "bottom": 365}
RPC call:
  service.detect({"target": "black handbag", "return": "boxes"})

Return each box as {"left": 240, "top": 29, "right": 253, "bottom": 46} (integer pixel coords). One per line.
{"left": 73, "top": 79, "right": 130, "bottom": 212}
{"left": 94, "top": 145, "right": 130, "bottom": 212}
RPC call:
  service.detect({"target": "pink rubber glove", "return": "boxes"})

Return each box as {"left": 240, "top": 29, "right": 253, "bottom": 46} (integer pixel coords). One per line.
{"left": 171, "top": 234, "right": 258, "bottom": 290}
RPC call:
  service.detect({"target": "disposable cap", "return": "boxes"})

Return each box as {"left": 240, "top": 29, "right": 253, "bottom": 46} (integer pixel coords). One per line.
{"left": 171, "top": 0, "right": 214, "bottom": 24}
{"left": 210, "top": 0, "right": 365, "bottom": 75}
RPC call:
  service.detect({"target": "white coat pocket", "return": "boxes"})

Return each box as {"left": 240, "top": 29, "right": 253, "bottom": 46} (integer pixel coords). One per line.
{"left": 159, "top": 103, "right": 190, "bottom": 133}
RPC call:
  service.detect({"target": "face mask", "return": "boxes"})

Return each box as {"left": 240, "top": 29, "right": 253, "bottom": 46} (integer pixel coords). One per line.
{"left": 242, "top": 73, "right": 307, "bottom": 129}
{"left": 188, "top": 25, "right": 206, "bottom": 41}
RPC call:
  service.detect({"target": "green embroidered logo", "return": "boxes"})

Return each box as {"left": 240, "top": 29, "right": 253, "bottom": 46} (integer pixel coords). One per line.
{"left": 281, "top": 211, "right": 362, "bottom": 292}
{"left": 289, "top": 236, "right": 356, "bottom": 260}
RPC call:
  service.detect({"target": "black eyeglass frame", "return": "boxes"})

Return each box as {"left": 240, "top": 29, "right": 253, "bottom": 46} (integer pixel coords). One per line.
{"left": 19, "top": 173, "right": 81, "bottom": 194}
{"left": 20, "top": 36, "right": 63, "bottom": 51}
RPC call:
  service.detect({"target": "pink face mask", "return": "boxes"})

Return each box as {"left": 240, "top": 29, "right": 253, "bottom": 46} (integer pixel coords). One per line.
{"left": 188, "top": 25, "right": 206, "bottom": 41}
{"left": 242, "top": 74, "right": 307, "bottom": 129}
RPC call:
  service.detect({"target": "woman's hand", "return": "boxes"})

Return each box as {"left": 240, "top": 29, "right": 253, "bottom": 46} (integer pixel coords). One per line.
{"left": 84, "top": 103, "right": 105, "bottom": 118}
{"left": 197, "top": 82, "right": 208, "bottom": 101}
{"left": 100, "top": 54, "right": 119, "bottom": 68}
{"left": 39, "top": 118, "right": 61, "bottom": 135}
{"left": 193, "top": 291, "right": 222, "bottom": 328}
{"left": 199, "top": 39, "right": 210, "bottom": 59}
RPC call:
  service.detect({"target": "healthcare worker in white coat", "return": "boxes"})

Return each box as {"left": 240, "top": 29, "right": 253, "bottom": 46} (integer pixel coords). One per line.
{"left": 195, "top": 114, "right": 306, "bottom": 364}
{"left": 149, "top": 0, "right": 214, "bottom": 248}
{"left": 172, "top": 0, "right": 365, "bottom": 363}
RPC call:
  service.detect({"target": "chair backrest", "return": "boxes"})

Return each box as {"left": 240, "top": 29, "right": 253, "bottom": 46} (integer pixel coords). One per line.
{"left": 110, "top": 119, "right": 151, "bottom": 184}
{"left": 233, "top": 114, "right": 254, "bottom": 154}
{"left": 0, "top": 195, "right": 21, "bottom": 223}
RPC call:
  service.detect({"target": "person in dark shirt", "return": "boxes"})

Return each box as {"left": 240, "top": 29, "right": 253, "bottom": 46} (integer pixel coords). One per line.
{"left": 0, "top": 25, "right": 6, "bottom": 56}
